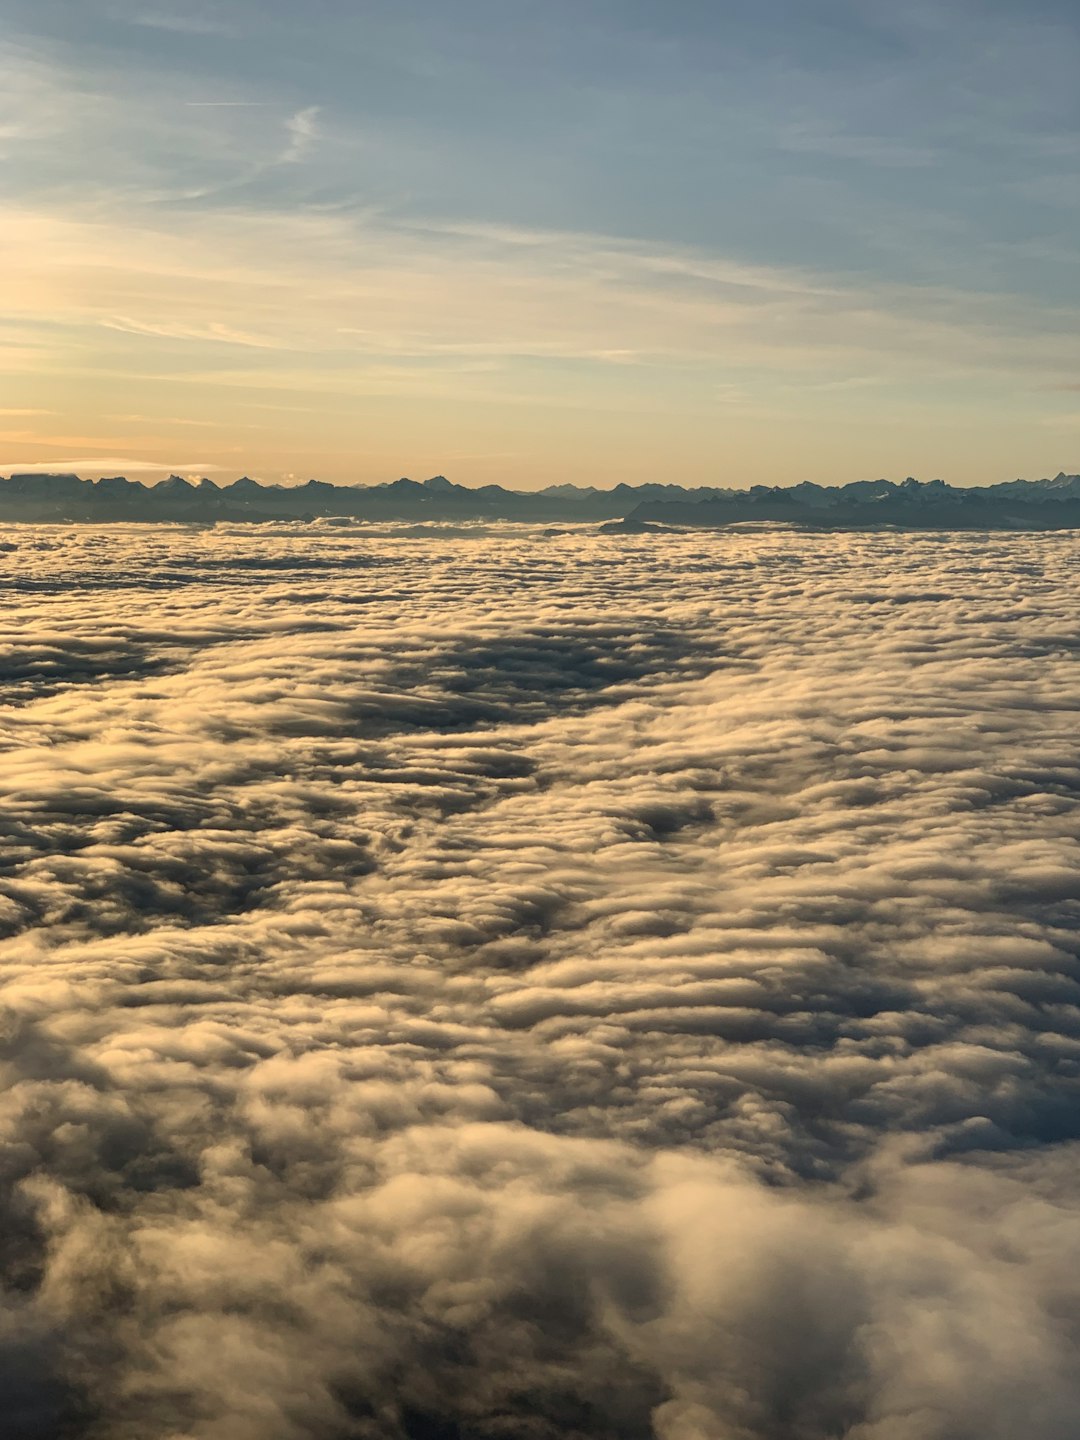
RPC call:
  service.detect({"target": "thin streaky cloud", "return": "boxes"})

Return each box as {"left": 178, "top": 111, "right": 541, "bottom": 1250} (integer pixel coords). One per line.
{"left": 125, "top": 11, "right": 235, "bottom": 36}
{"left": 0, "top": 456, "right": 221, "bottom": 472}
{"left": 279, "top": 105, "right": 322, "bottom": 164}
{"left": 100, "top": 317, "right": 282, "bottom": 350}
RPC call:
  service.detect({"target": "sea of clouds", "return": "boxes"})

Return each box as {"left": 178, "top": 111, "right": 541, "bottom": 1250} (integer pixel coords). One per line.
{"left": 2, "top": 520, "right": 1080, "bottom": 1439}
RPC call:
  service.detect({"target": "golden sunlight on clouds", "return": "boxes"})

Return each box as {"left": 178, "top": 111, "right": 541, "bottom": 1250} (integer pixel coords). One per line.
{"left": 7, "top": 521, "right": 1080, "bottom": 1436}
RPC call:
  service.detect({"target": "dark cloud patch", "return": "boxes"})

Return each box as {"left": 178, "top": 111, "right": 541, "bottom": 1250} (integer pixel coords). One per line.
{"left": 0, "top": 638, "right": 174, "bottom": 698}
{"left": 2, "top": 523, "right": 1080, "bottom": 1436}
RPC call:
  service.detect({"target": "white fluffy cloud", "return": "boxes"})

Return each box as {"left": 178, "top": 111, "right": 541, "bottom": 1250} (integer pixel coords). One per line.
{"left": 1, "top": 521, "right": 1080, "bottom": 1437}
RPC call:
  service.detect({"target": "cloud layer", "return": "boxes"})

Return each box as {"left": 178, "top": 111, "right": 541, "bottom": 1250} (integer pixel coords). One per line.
{"left": 2, "top": 522, "right": 1080, "bottom": 1438}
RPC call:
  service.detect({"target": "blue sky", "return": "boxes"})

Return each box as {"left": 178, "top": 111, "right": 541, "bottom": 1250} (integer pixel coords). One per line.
{"left": 3, "top": 0, "right": 1080, "bottom": 487}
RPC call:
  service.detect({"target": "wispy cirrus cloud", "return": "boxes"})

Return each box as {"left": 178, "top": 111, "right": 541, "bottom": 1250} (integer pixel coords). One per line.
{"left": 119, "top": 8, "right": 237, "bottom": 36}
{"left": 0, "top": 455, "right": 221, "bottom": 472}
{"left": 2, "top": 193, "right": 1076, "bottom": 485}
{"left": 279, "top": 104, "right": 321, "bottom": 164}
{"left": 100, "top": 316, "right": 283, "bottom": 349}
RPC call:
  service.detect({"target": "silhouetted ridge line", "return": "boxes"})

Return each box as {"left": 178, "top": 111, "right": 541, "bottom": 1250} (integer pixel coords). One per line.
{"left": 3, "top": 471, "right": 1080, "bottom": 527}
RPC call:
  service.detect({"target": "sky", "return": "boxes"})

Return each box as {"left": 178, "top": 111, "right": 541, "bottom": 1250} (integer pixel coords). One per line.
{"left": 3, "top": 0, "right": 1080, "bottom": 488}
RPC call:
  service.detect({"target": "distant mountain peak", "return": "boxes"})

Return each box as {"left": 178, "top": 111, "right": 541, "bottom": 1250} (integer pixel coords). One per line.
{"left": 11, "top": 472, "right": 80, "bottom": 482}
{"left": 94, "top": 475, "right": 145, "bottom": 490}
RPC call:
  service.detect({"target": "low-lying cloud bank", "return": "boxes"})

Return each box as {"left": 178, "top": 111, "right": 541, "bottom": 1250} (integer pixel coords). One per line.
{"left": 2, "top": 523, "right": 1080, "bottom": 1438}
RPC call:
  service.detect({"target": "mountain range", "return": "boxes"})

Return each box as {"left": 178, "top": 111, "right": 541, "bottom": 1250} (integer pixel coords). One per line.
{"left": 3, "top": 471, "right": 1080, "bottom": 528}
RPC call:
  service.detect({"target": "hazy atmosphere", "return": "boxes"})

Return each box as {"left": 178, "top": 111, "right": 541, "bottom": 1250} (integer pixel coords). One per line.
{"left": 4, "top": 0, "right": 1080, "bottom": 486}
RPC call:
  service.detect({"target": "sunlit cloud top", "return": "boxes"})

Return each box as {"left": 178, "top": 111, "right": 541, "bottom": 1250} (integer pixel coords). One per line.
{"left": 4, "top": 0, "right": 1080, "bottom": 487}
